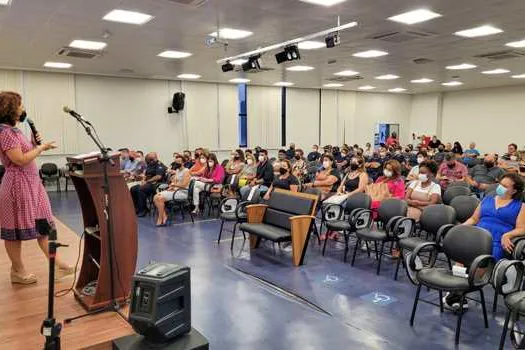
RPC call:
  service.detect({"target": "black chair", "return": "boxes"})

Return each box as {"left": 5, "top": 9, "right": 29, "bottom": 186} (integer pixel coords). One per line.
{"left": 448, "top": 181, "right": 470, "bottom": 188}
{"left": 303, "top": 187, "right": 323, "bottom": 244}
{"left": 322, "top": 193, "right": 373, "bottom": 262}
{"left": 449, "top": 195, "right": 480, "bottom": 223}
{"left": 351, "top": 199, "right": 410, "bottom": 275}
{"left": 395, "top": 204, "right": 456, "bottom": 281}
{"left": 409, "top": 225, "right": 496, "bottom": 345}
{"left": 442, "top": 185, "right": 471, "bottom": 205}
{"left": 40, "top": 163, "right": 61, "bottom": 192}
{"left": 164, "top": 179, "right": 195, "bottom": 224}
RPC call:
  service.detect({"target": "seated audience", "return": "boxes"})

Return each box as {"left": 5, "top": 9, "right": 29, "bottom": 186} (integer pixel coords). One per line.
{"left": 437, "top": 153, "right": 468, "bottom": 190}
{"left": 286, "top": 143, "right": 296, "bottom": 160}
{"left": 406, "top": 151, "right": 428, "bottom": 181}
{"left": 191, "top": 153, "right": 225, "bottom": 214}
{"left": 406, "top": 161, "right": 442, "bottom": 220}
{"left": 337, "top": 147, "right": 351, "bottom": 170}
{"left": 501, "top": 143, "right": 521, "bottom": 172}
{"left": 130, "top": 152, "right": 167, "bottom": 216}
{"left": 225, "top": 149, "right": 245, "bottom": 177}
{"left": 305, "top": 154, "right": 340, "bottom": 200}
{"left": 238, "top": 153, "right": 257, "bottom": 188}
{"left": 324, "top": 156, "right": 369, "bottom": 205}
{"left": 119, "top": 148, "right": 134, "bottom": 172}
{"left": 292, "top": 149, "right": 307, "bottom": 180}
{"left": 452, "top": 141, "right": 463, "bottom": 155}
{"left": 183, "top": 150, "right": 194, "bottom": 169}
{"left": 372, "top": 159, "right": 405, "bottom": 203}
{"left": 263, "top": 159, "right": 299, "bottom": 200}
{"left": 428, "top": 135, "right": 442, "bottom": 149}
{"left": 307, "top": 145, "right": 321, "bottom": 162}
{"left": 153, "top": 154, "right": 191, "bottom": 226}
{"left": 444, "top": 142, "right": 453, "bottom": 152}
{"left": 190, "top": 150, "right": 208, "bottom": 176}
{"left": 386, "top": 132, "right": 399, "bottom": 147}
{"left": 467, "top": 154, "right": 505, "bottom": 195}
{"left": 464, "top": 142, "right": 480, "bottom": 158}
{"left": 239, "top": 149, "right": 274, "bottom": 198}
{"left": 433, "top": 144, "right": 446, "bottom": 164}
{"left": 277, "top": 149, "right": 287, "bottom": 161}
{"left": 364, "top": 142, "right": 373, "bottom": 159}
{"left": 366, "top": 147, "right": 389, "bottom": 181}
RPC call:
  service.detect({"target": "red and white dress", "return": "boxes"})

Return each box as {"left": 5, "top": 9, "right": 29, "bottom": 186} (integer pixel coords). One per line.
{"left": 0, "top": 124, "right": 54, "bottom": 241}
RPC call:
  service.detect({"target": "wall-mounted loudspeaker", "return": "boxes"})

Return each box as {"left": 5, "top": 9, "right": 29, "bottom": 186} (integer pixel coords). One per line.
{"left": 168, "top": 92, "right": 185, "bottom": 114}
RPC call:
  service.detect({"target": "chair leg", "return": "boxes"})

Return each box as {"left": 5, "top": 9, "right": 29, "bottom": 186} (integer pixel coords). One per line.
{"left": 376, "top": 241, "right": 385, "bottom": 275}
{"left": 180, "top": 203, "right": 185, "bottom": 221}
{"left": 493, "top": 293, "right": 498, "bottom": 313}
{"left": 455, "top": 294, "right": 466, "bottom": 345}
{"left": 365, "top": 241, "right": 371, "bottom": 257}
{"left": 351, "top": 238, "right": 360, "bottom": 266}
{"left": 410, "top": 284, "right": 422, "bottom": 326}
{"left": 217, "top": 219, "right": 225, "bottom": 244}
{"left": 230, "top": 228, "right": 238, "bottom": 251}
{"left": 499, "top": 310, "right": 511, "bottom": 350}
{"left": 480, "top": 289, "right": 489, "bottom": 328}
{"left": 394, "top": 247, "right": 403, "bottom": 280}
{"left": 322, "top": 228, "right": 329, "bottom": 256}
{"left": 373, "top": 241, "right": 379, "bottom": 261}
{"left": 313, "top": 224, "right": 321, "bottom": 245}
{"left": 439, "top": 290, "right": 444, "bottom": 313}
{"left": 343, "top": 231, "right": 349, "bottom": 263}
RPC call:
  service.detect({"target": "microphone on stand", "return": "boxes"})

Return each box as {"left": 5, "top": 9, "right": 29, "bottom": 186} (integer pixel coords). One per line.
{"left": 27, "top": 118, "right": 41, "bottom": 145}
{"left": 63, "top": 106, "right": 92, "bottom": 125}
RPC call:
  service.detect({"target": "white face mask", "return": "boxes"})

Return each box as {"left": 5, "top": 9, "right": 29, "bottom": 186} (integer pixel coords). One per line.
{"left": 511, "top": 155, "right": 518, "bottom": 161}
{"left": 208, "top": 161, "right": 214, "bottom": 168}
{"left": 323, "top": 161, "right": 331, "bottom": 169}
{"left": 200, "top": 158, "right": 207, "bottom": 164}
{"left": 383, "top": 169, "right": 393, "bottom": 178}
{"left": 417, "top": 157, "right": 424, "bottom": 164}
{"left": 418, "top": 174, "right": 428, "bottom": 182}
{"left": 258, "top": 155, "right": 265, "bottom": 162}
{"left": 135, "top": 157, "right": 142, "bottom": 162}
{"left": 247, "top": 159, "right": 254, "bottom": 165}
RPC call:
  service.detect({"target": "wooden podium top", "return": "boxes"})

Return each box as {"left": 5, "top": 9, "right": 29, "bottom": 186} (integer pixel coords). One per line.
{"left": 67, "top": 151, "right": 121, "bottom": 177}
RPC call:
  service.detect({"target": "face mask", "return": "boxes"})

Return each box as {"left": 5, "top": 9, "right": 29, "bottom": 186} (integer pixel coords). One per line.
{"left": 19, "top": 111, "right": 27, "bottom": 123}
{"left": 258, "top": 155, "right": 265, "bottom": 162}
{"left": 295, "top": 155, "right": 301, "bottom": 160}
{"left": 447, "top": 163, "right": 455, "bottom": 169}
{"left": 417, "top": 157, "right": 424, "bottom": 164}
{"left": 484, "top": 161, "right": 494, "bottom": 168}
{"left": 147, "top": 159, "right": 156, "bottom": 165}
{"left": 496, "top": 184, "right": 508, "bottom": 197}
{"left": 135, "top": 157, "right": 142, "bottom": 163}
{"left": 208, "top": 161, "right": 215, "bottom": 168}
{"left": 350, "top": 163, "right": 359, "bottom": 171}
{"left": 341, "top": 153, "right": 347, "bottom": 158}
{"left": 418, "top": 174, "right": 428, "bottom": 182}
{"left": 395, "top": 150, "right": 401, "bottom": 155}
{"left": 383, "top": 169, "right": 393, "bottom": 178}
{"left": 511, "top": 156, "right": 518, "bottom": 161}
{"left": 200, "top": 158, "right": 207, "bottom": 164}
{"left": 323, "top": 161, "right": 331, "bottom": 169}
{"left": 312, "top": 149, "right": 318, "bottom": 153}
{"left": 279, "top": 167, "right": 288, "bottom": 175}
{"left": 247, "top": 159, "right": 254, "bottom": 165}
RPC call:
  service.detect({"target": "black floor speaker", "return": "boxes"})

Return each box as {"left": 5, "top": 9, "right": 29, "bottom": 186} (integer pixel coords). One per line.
{"left": 129, "top": 263, "right": 191, "bottom": 343}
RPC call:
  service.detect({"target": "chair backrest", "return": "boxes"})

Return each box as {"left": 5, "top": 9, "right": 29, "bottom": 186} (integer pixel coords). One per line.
{"left": 449, "top": 195, "right": 480, "bottom": 223}
{"left": 448, "top": 181, "right": 470, "bottom": 189}
{"left": 263, "top": 190, "right": 317, "bottom": 230}
{"left": 419, "top": 204, "right": 457, "bottom": 235}
{"left": 345, "top": 193, "right": 372, "bottom": 212}
{"left": 442, "top": 185, "right": 471, "bottom": 205}
{"left": 442, "top": 225, "right": 492, "bottom": 267}
{"left": 377, "top": 199, "right": 408, "bottom": 225}
{"left": 41, "top": 163, "right": 59, "bottom": 176}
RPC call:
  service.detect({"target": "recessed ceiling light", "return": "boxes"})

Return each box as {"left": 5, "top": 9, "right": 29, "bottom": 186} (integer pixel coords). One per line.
{"left": 103, "top": 9, "right": 154, "bottom": 25}
{"left": 506, "top": 39, "right": 525, "bottom": 48}
{"left": 323, "top": 83, "right": 344, "bottom": 88}
{"left": 454, "top": 25, "right": 503, "bottom": 38}
{"left": 230, "top": 58, "right": 248, "bottom": 65}
{"left": 43, "top": 62, "right": 72, "bottom": 69}
{"left": 0, "top": 0, "right": 12, "bottom": 6}
{"left": 389, "top": 87, "right": 407, "bottom": 92}
{"left": 209, "top": 28, "right": 253, "bottom": 40}
{"left": 411, "top": 78, "right": 434, "bottom": 83}
{"left": 274, "top": 82, "right": 294, "bottom": 87}
{"left": 353, "top": 50, "right": 389, "bottom": 58}
{"left": 446, "top": 63, "right": 477, "bottom": 70}
{"left": 375, "top": 74, "right": 399, "bottom": 80}
{"left": 388, "top": 9, "right": 442, "bottom": 25}
{"left": 358, "top": 85, "right": 376, "bottom": 90}
{"left": 69, "top": 40, "right": 107, "bottom": 51}
{"left": 511, "top": 74, "right": 525, "bottom": 79}
{"left": 157, "top": 50, "right": 192, "bottom": 59}
{"left": 482, "top": 68, "right": 510, "bottom": 75}
{"left": 286, "top": 65, "right": 314, "bottom": 72}
{"left": 229, "top": 78, "right": 250, "bottom": 83}
{"left": 298, "top": 0, "right": 348, "bottom": 7}
{"left": 298, "top": 40, "right": 326, "bottom": 50}
{"left": 442, "top": 81, "right": 463, "bottom": 86}
{"left": 177, "top": 74, "right": 201, "bottom": 80}
{"left": 334, "top": 70, "right": 359, "bottom": 76}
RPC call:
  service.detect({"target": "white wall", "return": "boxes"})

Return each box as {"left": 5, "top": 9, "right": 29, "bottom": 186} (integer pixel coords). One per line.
{"left": 409, "top": 93, "right": 442, "bottom": 137}
{"left": 286, "top": 88, "right": 320, "bottom": 149}
{"left": 246, "top": 85, "right": 281, "bottom": 148}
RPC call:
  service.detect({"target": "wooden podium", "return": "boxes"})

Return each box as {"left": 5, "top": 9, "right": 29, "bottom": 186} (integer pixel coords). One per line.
{"left": 67, "top": 152, "right": 138, "bottom": 311}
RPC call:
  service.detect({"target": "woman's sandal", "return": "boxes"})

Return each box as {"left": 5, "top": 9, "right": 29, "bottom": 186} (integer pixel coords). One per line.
{"left": 10, "top": 271, "right": 37, "bottom": 285}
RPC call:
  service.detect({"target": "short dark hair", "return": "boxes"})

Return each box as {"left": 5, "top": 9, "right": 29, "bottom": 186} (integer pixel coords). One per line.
{"left": 419, "top": 160, "right": 438, "bottom": 176}
{"left": 259, "top": 149, "right": 268, "bottom": 156}
{"left": 509, "top": 143, "right": 518, "bottom": 150}
{"left": 501, "top": 173, "right": 524, "bottom": 200}
{"left": 136, "top": 150, "right": 144, "bottom": 156}
{"left": 321, "top": 154, "right": 334, "bottom": 163}
{"left": 118, "top": 148, "right": 129, "bottom": 152}
{"left": 444, "top": 153, "right": 455, "bottom": 161}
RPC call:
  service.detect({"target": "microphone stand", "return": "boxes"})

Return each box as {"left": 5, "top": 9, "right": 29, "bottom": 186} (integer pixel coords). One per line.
{"left": 64, "top": 115, "right": 127, "bottom": 324}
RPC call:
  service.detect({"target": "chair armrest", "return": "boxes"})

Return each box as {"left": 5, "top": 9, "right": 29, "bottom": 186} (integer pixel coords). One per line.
{"left": 235, "top": 201, "right": 250, "bottom": 219}
{"left": 436, "top": 224, "right": 456, "bottom": 245}
{"left": 157, "top": 183, "right": 169, "bottom": 192}
{"left": 219, "top": 197, "right": 239, "bottom": 213}
{"left": 321, "top": 203, "right": 344, "bottom": 222}
{"left": 385, "top": 216, "right": 405, "bottom": 238}
{"left": 512, "top": 237, "right": 525, "bottom": 260}
{"left": 351, "top": 209, "right": 374, "bottom": 230}
{"left": 392, "top": 217, "right": 417, "bottom": 239}
{"left": 468, "top": 255, "right": 497, "bottom": 288}
{"left": 410, "top": 242, "right": 441, "bottom": 271}
{"left": 290, "top": 215, "right": 317, "bottom": 222}
{"left": 245, "top": 204, "right": 268, "bottom": 224}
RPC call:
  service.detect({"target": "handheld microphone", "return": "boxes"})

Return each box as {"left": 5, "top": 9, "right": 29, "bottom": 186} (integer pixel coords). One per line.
{"left": 63, "top": 106, "right": 91, "bottom": 125}
{"left": 26, "top": 118, "right": 41, "bottom": 145}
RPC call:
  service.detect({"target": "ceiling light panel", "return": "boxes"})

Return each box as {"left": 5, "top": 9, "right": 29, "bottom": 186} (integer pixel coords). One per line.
{"left": 177, "top": 74, "right": 201, "bottom": 79}
{"left": 229, "top": 78, "right": 250, "bottom": 83}
{"left": 323, "top": 83, "right": 343, "bottom": 88}
{"left": 157, "top": 50, "right": 192, "bottom": 59}
{"left": 298, "top": 40, "right": 326, "bottom": 50}
{"left": 286, "top": 65, "right": 314, "bottom": 71}
{"left": 0, "top": 0, "right": 12, "bottom": 6}
{"left": 358, "top": 85, "right": 376, "bottom": 90}
{"left": 210, "top": 28, "right": 253, "bottom": 40}
{"left": 44, "top": 62, "right": 72, "bottom": 69}
{"left": 389, "top": 87, "right": 407, "bottom": 92}
{"left": 506, "top": 40, "right": 525, "bottom": 48}
{"left": 481, "top": 68, "right": 510, "bottom": 74}
{"left": 446, "top": 63, "right": 477, "bottom": 70}
{"left": 454, "top": 25, "right": 503, "bottom": 38}
{"left": 299, "top": 0, "right": 348, "bottom": 7}
{"left": 375, "top": 74, "right": 399, "bottom": 80}
{"left": 69, "top": 40, "right": 107, "bottom": 51}
{"left": 442, "top": 81, "right": 463, "bottom": 86}
{"left": 103, "top": 9, "right": 154, "bottom": 25}
{"left": 353, "top": 50, "right": 388, "bottom": 58}
{"left": 411, "top": 78, "right": 434, "bottom": 83}
{"left": 274, "top": 82, "right": 294, "bottom": 86}
{"left": 334, "top": 70, "right": 359, "bottom": 76}
{"left": 512, "top": 74, "right": 525, "bottom": 79}
{"left": 388, "top": 9, "right": 442, "bottom": 25}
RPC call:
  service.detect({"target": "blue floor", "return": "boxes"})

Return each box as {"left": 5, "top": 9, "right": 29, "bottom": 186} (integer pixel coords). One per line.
{"left": 49, "top": 191, "right": 512, "bottom": 350}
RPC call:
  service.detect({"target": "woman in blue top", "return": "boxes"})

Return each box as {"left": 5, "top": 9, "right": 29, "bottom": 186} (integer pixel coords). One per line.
{"left": 464, "top": 173, "right": 525, "bottom": 259}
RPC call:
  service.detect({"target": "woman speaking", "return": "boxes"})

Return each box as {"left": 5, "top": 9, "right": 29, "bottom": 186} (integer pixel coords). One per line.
{"left": 0, "top": 91, "right": 72, "bottom": 284}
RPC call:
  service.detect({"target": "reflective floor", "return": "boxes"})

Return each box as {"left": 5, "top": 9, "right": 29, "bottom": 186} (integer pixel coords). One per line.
{"left": 49, "top": 192, "right": 511, "bottom": 350}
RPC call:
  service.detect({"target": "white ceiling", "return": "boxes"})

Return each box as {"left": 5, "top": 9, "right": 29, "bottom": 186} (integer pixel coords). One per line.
{"left": 2, "top": 0, "right": 525, "bottom": 93}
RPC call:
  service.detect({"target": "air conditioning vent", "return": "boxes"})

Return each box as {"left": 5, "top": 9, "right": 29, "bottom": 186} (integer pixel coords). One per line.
{"left": 56, "top": 47, "right": 101, "bottom": 59}
{"left": 165, "top": 0, "right": 208, "bottom": 7}
{"left": 412, "top": 58, "right": 433, "bottom": 64}
{"left": 328, "top": 76, "right": 363, "bottom": 82}
{"left": 372, "top": 30, "right": 436, "bottom": 43}
{"left": 475, "top": 50, "right": 525, "bottom": 61}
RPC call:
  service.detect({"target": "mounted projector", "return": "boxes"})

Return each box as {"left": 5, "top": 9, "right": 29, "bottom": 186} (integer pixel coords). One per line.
{"left": 221, "top": 62, "right": 234, "bottom": 72}
{"left": 275, "top": 45, "right": 301, "bottom": 64}
{"left": 325, "top": 33, "right": 341, "bottom": 48}
{"left": 242, "top": 54, "right": 262, "bottom": 72}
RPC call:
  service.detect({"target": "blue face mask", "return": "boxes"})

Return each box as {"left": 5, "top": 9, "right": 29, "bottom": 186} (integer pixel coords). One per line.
{"left": 496, "top": 184, "right": 508, "bottom": 197}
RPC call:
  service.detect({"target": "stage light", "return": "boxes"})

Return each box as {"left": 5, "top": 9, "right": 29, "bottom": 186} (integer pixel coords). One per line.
{"left": 221, "top": 62, "right": 234, "bottom": 72}
{"left": 325, "top": 33, "right": 341, "bottom": 48}
{"left": 275, "top": 45, "right": 301, "bottom": 64}
{"left": 242, "top": 55, "right": 261, "bottom": 71}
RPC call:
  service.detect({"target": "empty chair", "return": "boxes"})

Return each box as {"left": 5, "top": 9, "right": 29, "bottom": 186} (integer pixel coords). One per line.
{"left": 449, "top": 195, "right": 480, "bottom": 223}
{"left": 39, "top": 162, "right": 61, "bottom": 192}
{"left": 351, "top": 198, "right": 409, "bottom": 275}
{"left": 409, "top": 225, "right": 496, "bottom": 345}
{"left": 442, "top": 185, "right": 471, "bottom": 205}
{"left": 322, "top": 193, "right": 373, "bottom": 262}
